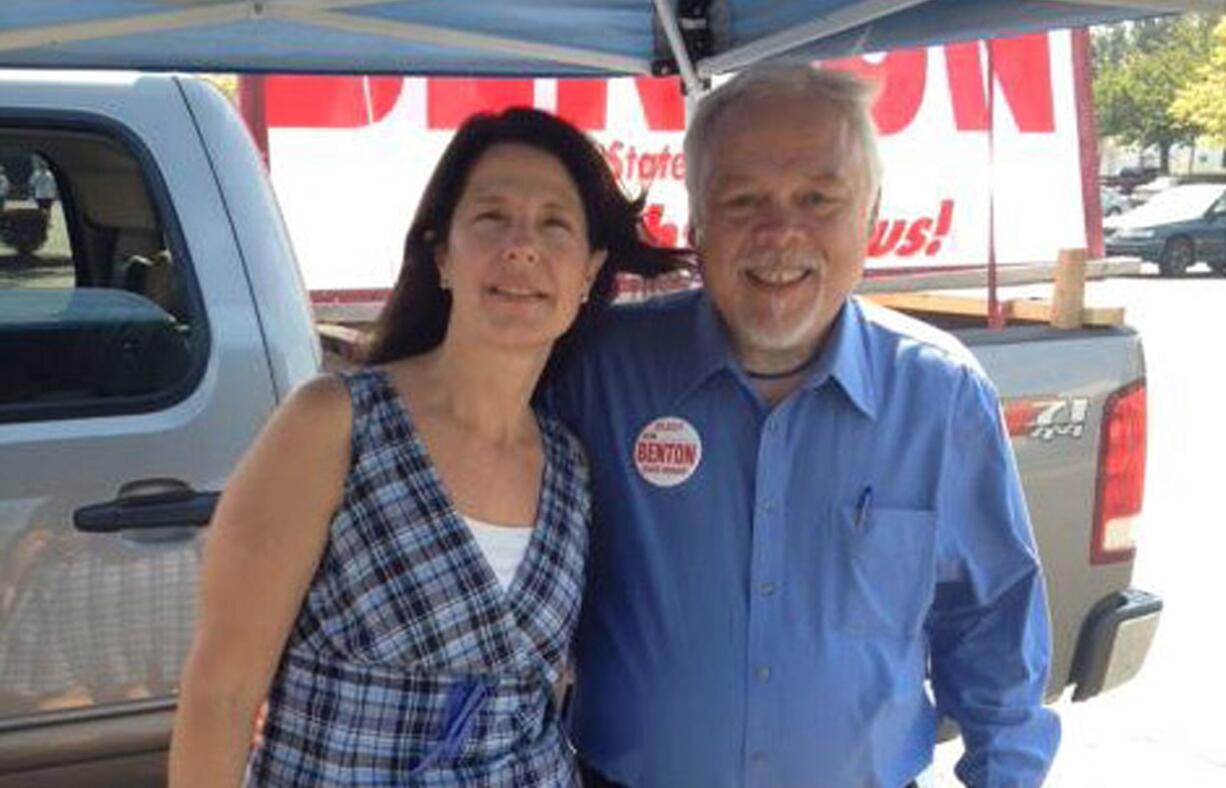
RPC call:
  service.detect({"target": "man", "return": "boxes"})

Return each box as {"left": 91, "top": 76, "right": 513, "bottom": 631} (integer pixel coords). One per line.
{"left": 550, "top": 64, "right": 1060, "bottom": 787}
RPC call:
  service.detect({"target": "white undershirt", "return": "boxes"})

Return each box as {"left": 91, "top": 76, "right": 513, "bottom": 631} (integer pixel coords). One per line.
{"left": 461, "top": 515, "right": 533, "bottom": 591}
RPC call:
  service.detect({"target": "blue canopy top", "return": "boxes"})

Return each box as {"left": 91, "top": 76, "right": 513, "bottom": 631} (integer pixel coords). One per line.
{"left": 0, "top": 1, "right": 1209, "bottom": 88}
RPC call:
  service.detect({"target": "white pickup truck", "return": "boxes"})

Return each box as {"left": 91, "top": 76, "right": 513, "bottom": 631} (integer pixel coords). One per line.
{"left": 0, "top": 65, "right": 1163, "bottom": 787}
{"left": 0, "top": 73, "right": 318, "bottom": 784}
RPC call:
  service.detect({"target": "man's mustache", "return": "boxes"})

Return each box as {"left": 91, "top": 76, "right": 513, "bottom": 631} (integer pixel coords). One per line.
{"left": 741, "top": 247, "right": 824, "bottom": 271}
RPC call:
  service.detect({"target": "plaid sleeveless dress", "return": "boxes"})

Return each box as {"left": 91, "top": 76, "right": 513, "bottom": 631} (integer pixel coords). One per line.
{"left": 245, "top": 368, "right": 589, "bottom": 786}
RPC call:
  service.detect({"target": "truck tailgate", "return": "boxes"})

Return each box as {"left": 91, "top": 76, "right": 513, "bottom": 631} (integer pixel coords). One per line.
{"left": 963, "top": 324, "right": 1155, "bottom": 700}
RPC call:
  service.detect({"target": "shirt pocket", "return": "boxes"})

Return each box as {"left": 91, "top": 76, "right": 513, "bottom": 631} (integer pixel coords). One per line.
{"left": 833, "top": 505, "right": 937, "bottom": 639}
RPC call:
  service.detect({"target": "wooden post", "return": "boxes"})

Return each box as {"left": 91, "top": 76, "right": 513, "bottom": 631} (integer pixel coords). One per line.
{"left": 1051, "top": 248, "right": 1087, "bottom": 329}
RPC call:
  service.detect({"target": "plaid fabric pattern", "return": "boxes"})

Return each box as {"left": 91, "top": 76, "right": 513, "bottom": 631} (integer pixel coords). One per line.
{"left": 246, "top": 368, "right": 589, "bottom": 786}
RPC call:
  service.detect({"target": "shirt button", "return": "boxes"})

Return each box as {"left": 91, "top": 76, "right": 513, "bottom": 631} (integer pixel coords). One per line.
{"left": 766, "top": 421, "right": 778, "bottom": 433}
{"left": 750, "top": 752, "right": 767, "bottom": 763}
{"left": 761, "top": 501, "right": 775, "bottom": 513}
{"left": 759, "top": 582, "right": 777, "bottom": 596}
{"left": 757, "top": 665, "right": 771, "bottom": 681}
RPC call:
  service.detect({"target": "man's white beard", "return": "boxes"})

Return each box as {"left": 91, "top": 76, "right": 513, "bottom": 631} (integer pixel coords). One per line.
{"left": 736, "top": 248, "right": 826, "bottom": 353}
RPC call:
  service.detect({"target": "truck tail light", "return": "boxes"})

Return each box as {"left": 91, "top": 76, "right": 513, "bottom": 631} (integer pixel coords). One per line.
{"left": 1002, "top": 399, "right": 1037, "bottom": 437}
{"left": 1092, "top": 381, "right": 1146, "bottom": 564}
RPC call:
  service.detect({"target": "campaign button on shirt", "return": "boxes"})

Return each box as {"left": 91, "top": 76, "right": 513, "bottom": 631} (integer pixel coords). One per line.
{"left": 633, "top": 416, "right": 702, "bottom": 487}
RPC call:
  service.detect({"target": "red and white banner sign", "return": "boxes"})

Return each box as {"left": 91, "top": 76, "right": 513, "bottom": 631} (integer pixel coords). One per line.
{"left": 256, "top": 29, "right": 1095, "bottom": 295}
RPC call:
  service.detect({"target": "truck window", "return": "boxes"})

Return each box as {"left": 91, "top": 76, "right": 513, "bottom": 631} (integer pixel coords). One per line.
{"left": 0, "top": 134, "right": 203, "bottom": 422}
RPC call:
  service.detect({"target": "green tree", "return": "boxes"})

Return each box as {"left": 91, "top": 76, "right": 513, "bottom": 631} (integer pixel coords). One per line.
{"left": 1092, "top": 15, "right": 1218, "bottom": 173}
{"left": 1171, "top": 18, "right": 1226, "bottom": 148}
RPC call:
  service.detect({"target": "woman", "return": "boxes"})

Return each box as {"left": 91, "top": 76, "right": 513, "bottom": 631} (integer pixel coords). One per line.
{"left": 169, "top": 108, "right": 684, "bottom": 786}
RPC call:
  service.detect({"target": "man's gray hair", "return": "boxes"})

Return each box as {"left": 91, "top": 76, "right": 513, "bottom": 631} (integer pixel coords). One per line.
{"left": 684, "top": 64, "right": 883, "bottom": 214}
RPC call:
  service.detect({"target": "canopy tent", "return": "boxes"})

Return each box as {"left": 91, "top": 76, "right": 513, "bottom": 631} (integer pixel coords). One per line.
{"left": 0, "top": 1, "right": 1216, "bottom": 94}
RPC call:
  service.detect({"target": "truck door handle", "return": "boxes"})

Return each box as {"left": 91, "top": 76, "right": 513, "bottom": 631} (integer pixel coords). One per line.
{"left": 74, "top": 479, "right": 220, "bottom": 533}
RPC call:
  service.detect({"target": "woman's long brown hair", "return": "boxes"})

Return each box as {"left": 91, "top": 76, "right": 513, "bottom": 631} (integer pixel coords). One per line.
{"left": 363, "top": 107, "right": 691, "bottom": 390}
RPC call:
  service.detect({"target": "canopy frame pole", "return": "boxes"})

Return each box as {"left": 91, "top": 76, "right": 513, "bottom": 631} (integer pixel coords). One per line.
{"left": 271, "top": 0, "right": 399, "bottom": 9}
{"left": 651, "top": 0, "right": 706, "bottom": 97}
{"left": 0, "top": 0, "right": 650, "bottom": 75}
{"left": 1048, "top": 0, "right": 1222, "bottom": 11}
{"left": 269, "top": 6, "right": 651, "bottom": 74}
{"left": 0, "top": 3, "right": 251, "bottom": 53}
{"left": 986, "top": 38, "right": 1004, "bottom": 330}
{"left": 698, "top": 0, "right": 927, "bottom": 77}
{"left": 0, "top": 0, "right": 387, "bottom": 55}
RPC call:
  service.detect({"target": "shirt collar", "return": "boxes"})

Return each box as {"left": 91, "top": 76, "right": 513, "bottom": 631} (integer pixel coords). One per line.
{"left": 676, "top": 293, "right": 878, "bottom": 421}
{"left": 801, "top": 296, "right": 878, "bottom": 420}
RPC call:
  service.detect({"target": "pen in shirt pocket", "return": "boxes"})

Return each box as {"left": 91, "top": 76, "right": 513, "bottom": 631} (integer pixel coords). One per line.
{"left": 854, "top": 485, "right": 873, "bottom": 529}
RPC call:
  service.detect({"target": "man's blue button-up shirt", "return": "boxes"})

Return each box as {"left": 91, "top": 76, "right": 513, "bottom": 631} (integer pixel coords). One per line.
{"left": 550, "top": 292, "right": 1060, "bottom": 787}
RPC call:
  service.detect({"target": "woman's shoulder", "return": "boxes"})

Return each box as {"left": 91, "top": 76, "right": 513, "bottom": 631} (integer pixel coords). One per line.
{"left": 287, "top": 373, "right": 353, "bottom": 415}
{"left": 310, "top": 364, "right": 411, "bottom": 421}
{"left": 270, "top": 373, "right": 355, "bottom": 450}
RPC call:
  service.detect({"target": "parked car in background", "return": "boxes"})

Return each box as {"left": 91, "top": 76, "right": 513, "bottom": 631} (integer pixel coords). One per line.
{"left": 1130, "top": 173, "right": 1226, "bottom": 208}
{"left": 1101, "top": 165, "right": 1159, "bottom": 196}
{"left": 0, "top": 150, "right": 50, "bottom": 255}
{"left": 1129, "top": 175, "right": 1183, "bottom": 207}
{"left": 1105, "top": 184, "right": 1226, "bottom": 276}
{"left": 1101, "top": 186, "right": 1129, "bottom": 217}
